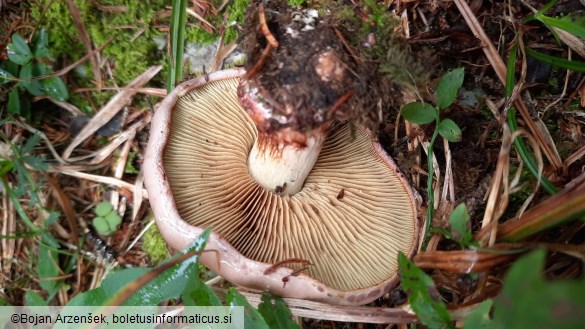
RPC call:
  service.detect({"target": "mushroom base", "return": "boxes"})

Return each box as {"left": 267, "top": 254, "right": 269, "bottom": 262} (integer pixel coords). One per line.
{"left": 248, "top": 130, "right": 327, "bottom": 196}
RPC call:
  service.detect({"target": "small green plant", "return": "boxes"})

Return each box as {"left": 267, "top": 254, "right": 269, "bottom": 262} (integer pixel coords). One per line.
{"left": 1, "top": 31, "right": 69, "bottom": 119}
{"left": 93, "top": 201, "right": 122, "bottom": 236}
{"left": 521, "top": 0, "right": 585, "bottom": 73}
{"left": 68, "top": 229, "right": 299, "bottom": 328}
{"left": 464, "top": 250, "right": 585, "bottom": 329}
{"left": 398, "top": 252, "right": 454, "bottom": 329}
{"left": 401, "top": 68, "right": 465, "bottom": 248}
{"left": 432, "top": 203, "right": 479, "bottom": 249}
{"left": 526, "top": 0, "right": 585, "bottom": 41}
{"left": 0, "top": 132, "right": 66, "bottom": 303}
{"left": 399, "top": 249, "right": 585, "bottom": 329}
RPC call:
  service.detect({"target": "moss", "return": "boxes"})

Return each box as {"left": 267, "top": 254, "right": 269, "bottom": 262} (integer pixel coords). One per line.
{"left": 288, "top": 0, "right": 307, "bottom": 6}
{"left": 31, "top": 1, "right": 167, "bottom": 87}
{"left": 142, "top": 218, "right": 170, "bottom": 265}
{"left": 29, "top": 0, "right": 252, "bottom": 110}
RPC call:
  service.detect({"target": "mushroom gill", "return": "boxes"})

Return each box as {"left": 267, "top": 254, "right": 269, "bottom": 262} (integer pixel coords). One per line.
{"left": 163, "top": 76, "right": 416, "bottom": 291}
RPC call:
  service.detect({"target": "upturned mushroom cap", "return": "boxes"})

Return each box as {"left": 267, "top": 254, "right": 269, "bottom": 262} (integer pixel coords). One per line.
{"left": 144, "top": 69, "right": 419, "bottom": 305}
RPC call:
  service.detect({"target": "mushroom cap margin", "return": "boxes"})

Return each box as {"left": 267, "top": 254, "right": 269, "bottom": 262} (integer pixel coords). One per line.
{"left": 143, "top": 68, "right": 420, "bottom": 305}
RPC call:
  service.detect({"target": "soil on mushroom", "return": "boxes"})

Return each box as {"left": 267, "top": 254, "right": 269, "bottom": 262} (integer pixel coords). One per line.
{"left": 239, "top": 0, "right": 410, "bottom": 134}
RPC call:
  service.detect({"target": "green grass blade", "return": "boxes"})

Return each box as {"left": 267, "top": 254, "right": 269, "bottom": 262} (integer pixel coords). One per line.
{"left": 507, "top": 109, "right": 558, "bottom": 195}
{"left": 526, "top": 48, "right": 585, "bottom": 73}
{"left": 539, "top": 14, "right": 585, "bottom": 39}
{"left": 505, "top": 43, "right": 558, "bottom": 195}
{"left": 524, "top": 0, "right": 559, "bottom": 22}
{"left": 167, "top": 0, "right": 188, "bottom": 93}
{"left": 1, "top": 178, "right": 40, "bottom": 231}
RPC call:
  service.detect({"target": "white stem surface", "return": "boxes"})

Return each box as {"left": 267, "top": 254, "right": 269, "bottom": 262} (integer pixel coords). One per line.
{"left": 248, "top": 132, "right": 327, "bottom": 195}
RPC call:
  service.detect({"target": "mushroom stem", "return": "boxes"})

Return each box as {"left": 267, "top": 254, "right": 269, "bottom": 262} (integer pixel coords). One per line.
{"left": 248, "top": 128, "right": 328, "bottom": 196}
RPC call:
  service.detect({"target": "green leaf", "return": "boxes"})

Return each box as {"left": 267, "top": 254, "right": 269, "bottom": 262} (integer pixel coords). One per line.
{"left": 398, "top": 252, "right": 454, "bottom": 329}
{"left": 33, "top": 62, "right": 48, "bottom": 76}
{"left": 20, "top": 63, "right": 44, "bottom": 96}
{"left": 528, "top": 0, "right": 559, "bottom": 20}
{"left": 45, "top": 211, "right": 60, "bottom": 227}
{"left": 538, "top": 13, "right": 585, "bottom": 39}
{"left": 506, "top": 40, "right": 518, "bottom": 96}
{"left": 95, "top": 201, "right": 113, "bottom": 217}
{"left": 7, "top": 33, "right": 33, "bottom": 65}
{"left": 436, "top": 67, "right": 465, "bottom": 109}
{"left": 0, "top": 68, "right": 14, "bottom": 85}
{"left": 38, "top": 233, "right": 62, "bottom": 299}
{"left": 21, "top": 132, "right": 41, "bottom": 154}
{"left": 33, "top": 29, "right": 49, "bottom": 58}
{"left": 182, "top": 276, "right": 223, "bottom": 306}
{"left": 258, "top": 293, "right": 300, "bottom": 329}
{"left": 42, "top": 76, "right": 69, "bottom": 101}
{"left": 66, "top": 288, "right": 107, "bottom": 306}
{"left": 101, "top": 267, "right": 149, "bottom": 297}
{"left": 526, "top": 48, "right": 585, "bottom": 73}
{"left": 493, "top": 250, "right": 585, "bottom": 329}
{"left": 449, "top": 203, "right": 475, "bottom": 248}
{"left": 438, "top": 119, "right": 462, "bottom": 142}
{"left": 25, "top": 291, "right": 49, "bottom": 306}
{"left": 105, "top": 211, "right": 122, "bottom": 229}
{"left": 92, "top": 217, "right": 111, "bottom": 235}
{"left": 24, "top": 291, "right": 48, "bottom": 306}
{"left": 226, "top": 288, "right": 270, "bottom": 329}
{"left": 19, "top": 63, "right": 32, "bottom": 91}
{"left": 23, "top": 156, "right": 48, "bottom": 172}
{"left": 103, "top": 229, "right": 212, "bottom": 305}
{"left": 401, "top": 102, "right": 438, "bottom": 125}
{"left": 7, "top": 88, "right": 20, "bottom": 115}
{"left": 463, "top": 299, "right": 493, "bottom": 329}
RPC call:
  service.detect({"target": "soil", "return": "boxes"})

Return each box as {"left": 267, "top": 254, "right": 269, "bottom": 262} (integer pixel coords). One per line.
{"left": 238, "top": 0, "right": 410, "bottom": 133}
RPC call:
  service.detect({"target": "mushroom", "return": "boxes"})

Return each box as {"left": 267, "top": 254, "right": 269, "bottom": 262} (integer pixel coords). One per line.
{"left": 144, "top": 68, "right": 419, "bottom": 305}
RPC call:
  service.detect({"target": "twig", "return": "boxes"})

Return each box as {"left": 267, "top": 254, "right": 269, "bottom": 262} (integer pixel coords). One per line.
{"left": 258, "top": 3, "right": 279, "bottom": 48}
{"left": 264, "top": 258, "right": 312, "bottom": 275}
{"left": 31, "top": 36, "right": 116, "bottom": 81}
{"left": 333, "top": 27, "right": 361, "bottom": 64}
{"left": 327, "top": 89, "right": 355, "bottom": 118}
{"left": 244, "top": 44, "right": 273, "bottom": 79}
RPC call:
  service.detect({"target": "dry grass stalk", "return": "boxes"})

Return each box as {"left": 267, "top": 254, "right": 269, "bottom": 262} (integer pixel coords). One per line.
{"left": 210, "top": 40, "right": 237, "bottom": 72}
{"left": 496, "top": 179, "right": 585, "bottom": 242}
{"left": 9, "top": 120, "right": 67, "bottom": 164}
{"left": 65, "top": 0, "right": 102, "bottom": 88}
{"left": 48, "top": 99, "right": 84, "bottom": 117}
{"left": 73, "top": 87, "right": 167, "bottom": 97}
{"left": 52, "top": 167, "right": 148, "bottom": 200}
{"left": 519, "top": 0, "right": 585, "bottom": 58}
{"left": 414, "top": 248, "right": 521, "bottom": 273}
{"left": 210, "top": 288, "right": 482, "bottom": 324}
{"left": 62, "top": 65, "right": 162, "bottom": 159}
{"left": 1, "top": 187, "right": 16, "bottom": 278}
{"left": 454, "top": 0, "right": 562, "bottom": 170}
{"left": 31, "top": 36, "right": 116, "bottom": 81}
{"left": 563, "top": 144, "right": 585, "bottom": 176}
{"left": 89, "top": 112, "right": 151, "bottom": 164}
{"left": 45, "top": 175, "right": 79, "bottom": 244}
{"left": 186, "top": 7, "right": 215, "bottom": 31}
